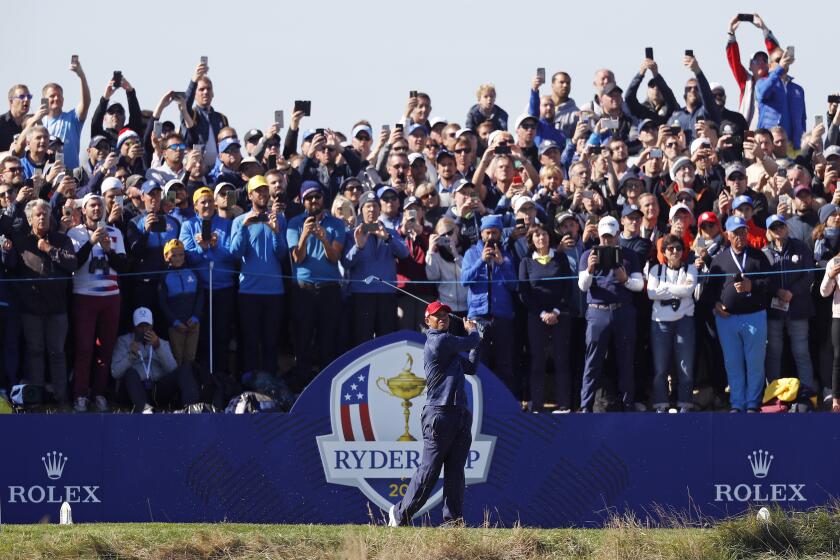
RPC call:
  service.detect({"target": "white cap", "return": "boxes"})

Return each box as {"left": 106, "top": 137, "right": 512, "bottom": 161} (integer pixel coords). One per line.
{"left": 133, "top": 307, "right": 153, "bottom": 326}
{"left": 825, "top": 146, "right": 840, "bottom": 159}
{"left": 512, "top": 195, "right": 535, "bottom": 213}
{"left": 351, "top": 124, "right": 373, "bottom": 138}
{"left": 455, "top": 128, "right": 474, "bottom": 139}
{"left": 163, "top": 179, "right": 185, "bottom": 195}
{"left": 690, "top": 137, "right": 711, "bottom": 155}
{"left": 597, "top": 216, "right": 620, "bottom": 237}
{"left": 101, "top": 177, "right": 123, "bottom": 195}
{"left": 408, "top": 152, "right": 425, "bottom": 165}
{"left": 514, "top": 113, "right": 538, "bottom": 129}
{"left": 487, "top": 130, "right": 505, "bottom": 146}
{"left": 80, "top": 193, "right": 102, "bottom": 208}
{"left": 429, "top": 116, "right": 448, "bottom": 128}
{"left": 669, "top": 203, "right": 694, "bottom": 222}
{"left": 213, "top": 182, "right": 235, "bottom": 197}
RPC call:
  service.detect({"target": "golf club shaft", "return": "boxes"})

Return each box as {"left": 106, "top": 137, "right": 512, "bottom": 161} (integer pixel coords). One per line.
{"left": 370, "top": 276, "right": 463, "bottom": 320}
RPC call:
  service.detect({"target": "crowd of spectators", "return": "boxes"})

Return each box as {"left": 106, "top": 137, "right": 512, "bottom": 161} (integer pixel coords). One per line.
{"left": 1, "top": 13, "right": 839, "bottom": 414}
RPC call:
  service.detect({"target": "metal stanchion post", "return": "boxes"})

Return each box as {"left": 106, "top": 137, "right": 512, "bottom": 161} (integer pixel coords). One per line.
{"left": 209, "top": 261, "right": 214, "bottom": 376}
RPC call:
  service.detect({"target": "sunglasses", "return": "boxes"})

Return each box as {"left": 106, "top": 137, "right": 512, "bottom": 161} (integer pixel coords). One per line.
{"left": 167, "top": 143, "right": 187, "bottom": 151}
{"left": 454, "top": 148, "right": 472, "bottom": 155}
{"left": 392, "top": 146, "right": 408, "bottom": 153}
{"left": 356, "top": 135, "right": 371, "bottom": 142}
{"left": 345, "top": 185, "right": 363, "bottom": 192}
{"left": 304, "top": 194, "right": 323, "bottom": 202}
{"left": 664, "top": 142, "right": 678, "bottom": 148}
{"left": 11, "top": 94, "right": 32, "bottom": 101}
{"left": 381, "top": 196, "right": 398, "bottom": 202}
{"left": 5, "top": 166, "right": 23, "bottom": 173}
{"left": 684, "top": 86, "right": 699, "bottom": 92}
{"left": 728, "top": 174, "right": 746, "bottom": 181}
{"left": 420, "top": 192, "right": 437, "bottom": 199}
{"left": 519, "top": 123, "right": 537, "bottom": 130}
{"left": 665, "top": 246, "right": 683, "bottom": 252}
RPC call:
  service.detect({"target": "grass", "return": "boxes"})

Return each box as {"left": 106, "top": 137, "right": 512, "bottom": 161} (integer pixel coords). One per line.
{"left": 4, "top": 507, "right": 840, "bottom": 560}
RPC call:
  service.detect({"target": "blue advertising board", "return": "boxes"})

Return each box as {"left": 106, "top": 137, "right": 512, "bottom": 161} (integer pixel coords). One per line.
{"left": 0, "top": 331, "right": 836, "bottom": 526}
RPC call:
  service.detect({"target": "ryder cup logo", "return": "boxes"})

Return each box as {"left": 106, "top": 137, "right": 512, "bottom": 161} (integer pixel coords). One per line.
{"left": 714, "top": 449, "right": 805, "bottom": 503}
{"left": 317, "top": 338, "right": 495, "bottom": 516}
{"left": 7, "top": 450, "right": 101, "bottom": 504}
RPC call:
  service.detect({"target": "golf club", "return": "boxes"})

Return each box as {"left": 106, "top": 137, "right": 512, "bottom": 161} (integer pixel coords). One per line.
{"left": 363, "top": 275, "right": 464, "bottom": 321}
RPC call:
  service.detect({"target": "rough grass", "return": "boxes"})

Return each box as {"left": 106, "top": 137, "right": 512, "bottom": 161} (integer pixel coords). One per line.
{"left": 5, "top": 507, "right": 840, "bottom": 560}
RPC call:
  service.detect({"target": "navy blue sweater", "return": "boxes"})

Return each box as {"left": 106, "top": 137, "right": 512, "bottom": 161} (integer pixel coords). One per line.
{"left": 518, "top": 253, "right": 573, "bottom": 315}
{"left": 424, "top": 329, "right": 481, "bottom": 407}
{"left": 708, "top": 246, "right": 772, "bottom": 315}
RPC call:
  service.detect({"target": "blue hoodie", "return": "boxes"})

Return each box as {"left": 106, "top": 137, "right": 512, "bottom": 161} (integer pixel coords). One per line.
{"left": 461, "top": 240, "right": 517, "bottom": 319}
{"left": 528, "top": 89, "right": 567, "bottom": 149}
{"left": 756, "top": 66, "right": 806, "bottom": 150}
{"left": 180, "top": 214, "right": 237, "bottom": 289}
{"left": 229, "top": 213, "right": 288, "bottom": 295}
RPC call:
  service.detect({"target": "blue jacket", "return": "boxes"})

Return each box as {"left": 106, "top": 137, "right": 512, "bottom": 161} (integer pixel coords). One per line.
{"left": 158, "top": 266, "right": 204, "bottom": 327}
{"left": 465, "top": 104, "right": 508, "bottom": 132}
{"left": 424, "top": 329, "right": 481, "bottom": 407}
{"left": 756, "top": 67, "right": 807, "bottom": 150}
{"left": 528, "top": 90, "right": 567, "bottom": 149}
{"left": 179, "top": 214, "right": 237, "bottom": 289}
{"left": 126, "top": 212, "right": 182, "bottom": 275}
{"left": 670, "top": 71, "right": 720, "bottom": 145}
{"left": 462, "top": 240, "right": 517, "bottom": 319}
{"left": 762, "top": 238, "right": 814, "bottom": 320}
{"left": 286, "top": 212, "right": 345, "bottom": 283}
{"left": 342, "top": 227, "right": 409, "bottom": 294}
{"left": 229, "top": 213, "right": 288, "bottom": 295}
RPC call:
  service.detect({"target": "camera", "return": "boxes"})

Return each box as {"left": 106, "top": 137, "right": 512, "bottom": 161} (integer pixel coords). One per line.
{"left": 594, "top": 245, "right": 620, "bottom": 271}
{"left": 494, "top": 144, "right": 511, "bottom": 155}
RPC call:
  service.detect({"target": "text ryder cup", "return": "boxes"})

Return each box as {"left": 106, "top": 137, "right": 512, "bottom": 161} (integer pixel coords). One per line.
{"left": 714, "top": 484, "right": 806, "bottom": 502}
{"left": 8, "top": 485, "right": 101, "bottom": 504}
{"left": 333, "top": 449, "right": 483, "bottom": 471}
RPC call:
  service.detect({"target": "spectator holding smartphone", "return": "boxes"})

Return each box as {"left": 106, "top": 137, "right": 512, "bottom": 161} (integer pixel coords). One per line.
{"left": 43, "top": 56, "right": 91, "bottom": 169}
{"left": 426, "top": 218, "right": 467, "bottom": 334}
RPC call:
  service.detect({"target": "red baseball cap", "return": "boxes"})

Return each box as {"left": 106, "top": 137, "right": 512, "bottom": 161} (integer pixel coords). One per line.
{"left": 425, "top": 301, "right": 452, "bottom": 318}
{"left": 697, "top": 211, "right": 719, "bottom": 227}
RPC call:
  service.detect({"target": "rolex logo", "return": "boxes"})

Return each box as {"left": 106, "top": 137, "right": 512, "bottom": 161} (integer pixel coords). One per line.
{"left": 747, "top": 450, "right": 773, "bottom": 479}
{"left": 42, "top": 451, "right": 68, "bottom": 480}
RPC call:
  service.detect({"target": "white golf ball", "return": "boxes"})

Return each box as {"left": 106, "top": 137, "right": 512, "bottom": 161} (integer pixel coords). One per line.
{"left": 757, "top": 507, "right": 771, "bottom": 522}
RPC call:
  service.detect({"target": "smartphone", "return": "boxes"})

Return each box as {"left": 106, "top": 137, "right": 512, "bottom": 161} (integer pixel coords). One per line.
{"left": 737, "top": 13, "right": 754, "bottom": 22}
{"left": 536, "top": 67, "right": 546, "bottom": 82}
{"left": 601, "top": 118, "right": 619, "bottom": 130}
{"left": 201, "top": 218, "right": 212, "bottom": 242}
{"left": 152, "top": 214, "right": 167, "bottom": 233}
{"left": 274, "top": 110, "right": 284, "bottom": 128}
{"left": 382, "top": 124, "right": 391, "bottom": 132}
{"left": 395, "top": 123, "right": 404, "bottom": 132}
{"left": 494, "top": 144, "right": 511, "bottom": 155}
{"left": 55, "top": 151, "right": 64, "bottom": 164}
{"left": 816, "top": 115, "right": 824, "bottom": 127}
{"left": 61, "top": 206, "right": 73, "bottom": 218}
{"left": 406, "top": 209, "right": 418, "bottom": 222}
{"left": 254, "top": 213, "right": 269, "bottom": 223}
{"left": 193, "top": 144, "right": 205, "bottom": 155}
{"left": 362, "top": 222, "right": 380, "bottom": 234}
{"left": 669, "top": 126, "right": 682, "bottom": 136}
{"left": 134, "top": 330, "right": 146, "bottom": 343}
{"left": 226, "top": 190, "right": 237, "bottom": 208}
{"left": 294, "top": 100, "right": 311, "bottom": 117}
{"left": 40, "top": 97, "right": 48, "bottom": 111}
{"left": 115, "top": 194, "right": 124, "bottom": 208}
{"left": 733, "top": 272, "right": 743, "bottom": 283}
{"left": 200, "top": 56, "right": 208, "bottom": 66}
{"left": 112, "top": 71, "right": 122, "bottom": 87}
{"left": 171, "top": 91, "right": 186, "bottom": 101}
{"left": 650, "top": 148, "right": 663, "bottom": 158}
{"left": 744, "top": 130, "right": 755, "bottom": 141}
{"left": 267, "top": 154, "right": 277, "bottom": 169}
{"left": 71, "top": 54, "right": 79, "bottom": 64}
{"left": 645, "top": 47, "right": 654, "bottom": 60}
{"left": 779, "top": 194, "right": 791, "bottom": 206}
{"left": 409, "top": 90, "right": 418, "bottom": 98}
{"left": 588, "top": 145, "right": 603, "bottom": 155}
{"left": 785, "top": 46, "right": 794, "bottom": 58}
{"left": 695, "top": 236, "right": 706, "bottom": 250}
{"left": 829, "top": 95, "right": 840, "bottom": 104}
{"left": 515, "top": 218, "right": 526, "bottom": 229}
{"left": 587, "top": 214, "right": 599, "bottom": 226}
{"left": 165, "top": 189, "right": 177, "bottom": 204}
{"left": 153, "top": 121, "right": 163, "bottom": 138}
{"left": 685, "top": 49, "right": 694, "bottom": 57}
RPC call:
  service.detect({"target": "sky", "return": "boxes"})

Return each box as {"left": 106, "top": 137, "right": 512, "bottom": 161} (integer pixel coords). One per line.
{"left": 2, "top": 1, "right": 836, "bottom": 146}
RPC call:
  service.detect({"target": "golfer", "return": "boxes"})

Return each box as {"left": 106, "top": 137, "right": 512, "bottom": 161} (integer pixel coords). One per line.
{"left": 389, "top": 300, "right": 480, "bottom": 526}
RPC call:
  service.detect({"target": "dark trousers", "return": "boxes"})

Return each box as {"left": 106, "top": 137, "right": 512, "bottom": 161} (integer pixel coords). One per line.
{"left": 120, "top": 363, "right": 200, "bottom": 412}
{"left": 581, "top": 305, "right": 636, "bottom": 411}
{"left": 72, "top": 294, "right": 121, "bottom": 399}
{"left": 21, "top": 313, "right": 69, "bottom": 403}
{"left": 527, "top": 313, "right": 571, "bottom": 410}
{"left": 0, "top": 306, "right": 7, "bottom": 390}
{"left": 292, "top": 284, "right": 342, "bottom": 385}
{"left": 396, "top": 406, "right": 472, "bottom": 525}
{"left": 475, "top": 317, "right": 515, "bottom": 395}
{"left": 830, "top": 319, "right": 840, "bottom": 397}
{"left": 352, "top": 293, "right": 397, "bottom": 346}
{"left": 198, "top": 287, "right": 235, "bottom": 375}
{"left": 569, "top": 317, "right": 586, "bottom": 410}
{"left": 238, "top": 293, "right": 283, "bottom": 374}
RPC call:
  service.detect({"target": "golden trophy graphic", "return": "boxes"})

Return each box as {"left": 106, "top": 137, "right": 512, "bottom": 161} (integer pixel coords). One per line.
{"left": 376, "top": 353, "right": 427, "bottom": 441}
